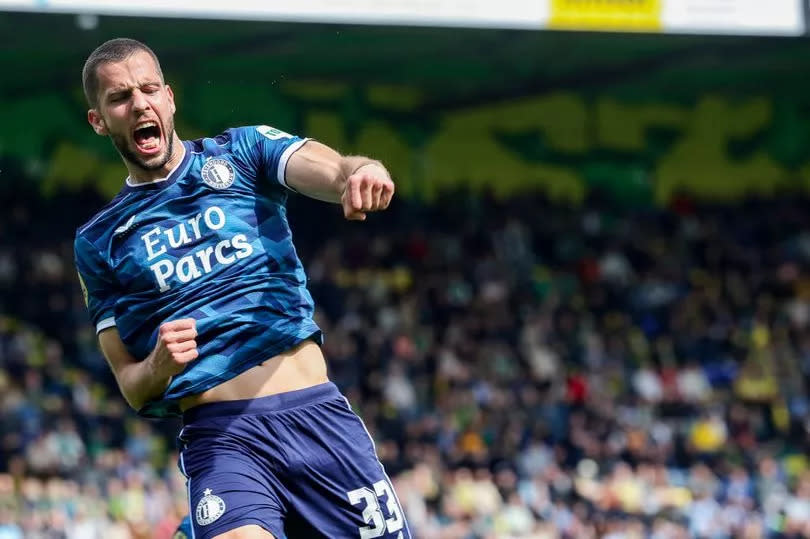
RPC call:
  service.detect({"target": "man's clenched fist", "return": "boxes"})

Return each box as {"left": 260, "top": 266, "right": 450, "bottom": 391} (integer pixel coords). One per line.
{"left": 148, "top": 318, "right": 198, "bottom": 379}
{"left": 341, "top": 164, "right": 395, "bottom": 221}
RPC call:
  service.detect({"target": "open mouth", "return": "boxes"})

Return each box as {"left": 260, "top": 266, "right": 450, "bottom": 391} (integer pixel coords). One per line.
{"left": 133, "top": 122, "right": 162, "bottom": 154}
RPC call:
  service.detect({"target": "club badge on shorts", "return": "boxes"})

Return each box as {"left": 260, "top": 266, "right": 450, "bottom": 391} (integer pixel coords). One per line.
{"left": 201, "top": 158, "right": 235, "bottom": 190}
{"left": 196, "top": 488, "right": 226, "bottom": 526}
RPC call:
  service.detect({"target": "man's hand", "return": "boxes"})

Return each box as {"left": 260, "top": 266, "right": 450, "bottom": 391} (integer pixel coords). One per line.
{"left": 341, "top": 164, "right": 395, "bottom": 221}
{"left": 147, "top": 318, "right": 198, "bottom": 379}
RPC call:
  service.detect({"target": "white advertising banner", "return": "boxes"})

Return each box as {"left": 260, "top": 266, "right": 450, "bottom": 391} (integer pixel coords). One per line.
{"left": 0, "top": 0, "right": 804, "bottom": 35}
{"left": 0, "top": 0, "right": 550, "bottom": 29}
{"left": 662, "top": 0, "right": 804, "bottom": 35}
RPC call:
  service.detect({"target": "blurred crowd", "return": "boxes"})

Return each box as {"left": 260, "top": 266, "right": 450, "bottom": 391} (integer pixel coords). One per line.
{"left": 3, "top": 185, "right": 810, "bottom": 538}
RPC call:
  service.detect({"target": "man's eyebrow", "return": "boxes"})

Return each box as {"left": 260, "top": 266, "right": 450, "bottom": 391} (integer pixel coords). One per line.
{"left": 105, "top": 86, "right": 131, "bottom": 97}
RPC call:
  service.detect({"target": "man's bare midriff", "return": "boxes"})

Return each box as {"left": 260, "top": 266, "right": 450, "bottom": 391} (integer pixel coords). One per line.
{"left": 179, "top": 340, "right": 328, "bottom": 412}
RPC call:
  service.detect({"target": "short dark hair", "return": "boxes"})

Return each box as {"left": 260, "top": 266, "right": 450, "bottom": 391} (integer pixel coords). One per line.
{"left": 82, "top": 38, "right": 164, "bottom": 108}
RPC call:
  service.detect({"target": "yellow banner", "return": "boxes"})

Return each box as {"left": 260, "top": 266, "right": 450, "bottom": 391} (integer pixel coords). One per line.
{"left": 550, "top": 0, "right": 662, "bottom": 31}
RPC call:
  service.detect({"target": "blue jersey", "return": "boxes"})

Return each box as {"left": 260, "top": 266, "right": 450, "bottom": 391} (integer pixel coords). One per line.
{"left": 75, "top": 125, "right": 321, "bottom": 417}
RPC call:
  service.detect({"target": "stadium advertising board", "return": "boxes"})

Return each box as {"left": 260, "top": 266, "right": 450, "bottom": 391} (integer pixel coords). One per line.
{"left": 0, "top": 0, "right": 803, "bottom": 34}
{"left": 0, "top": 0, "right": 805, "bottom": 35}
{"left": 0, "top": 0, "right": 550, "bottom": 28}
{"left": 549, "top": 0, "right": 662, "bottom": 31}
{"left": 662, "top": 0, "right": 804, "bottom": 35}
{"left": 549, "top": 0, "right": 803, "bottom": 34}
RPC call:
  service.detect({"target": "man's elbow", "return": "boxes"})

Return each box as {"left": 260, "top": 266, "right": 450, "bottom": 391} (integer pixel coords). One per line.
{"left": 119, "top": 385, "right": 146, "bottom": 412}
{"left": 112, "top": 366, "right": 150, "bottom": 412}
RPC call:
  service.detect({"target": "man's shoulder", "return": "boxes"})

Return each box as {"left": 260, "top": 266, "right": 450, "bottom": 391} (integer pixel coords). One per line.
{"left": 186, "top": 125, "right": 264, "bottom": 148}
{"left": 75, "top": 188, "right": 133, "bottom": 243}
{"left": 186, "top": 125, "right": 296, "bottom": 153}
{"left": 183, "top": 126, "right": 269, "bottom": 166}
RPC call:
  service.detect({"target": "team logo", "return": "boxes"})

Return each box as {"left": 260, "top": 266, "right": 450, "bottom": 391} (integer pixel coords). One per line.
{"left": 195, "top": 488, "right": 226, "bottom": 526}
{"left": 201, "top": 158, "right": 235, "bottom": 190}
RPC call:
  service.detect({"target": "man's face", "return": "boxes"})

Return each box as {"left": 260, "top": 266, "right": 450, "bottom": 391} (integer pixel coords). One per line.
{"left": 88, "top": 50, "right": 177, "bottom": 172}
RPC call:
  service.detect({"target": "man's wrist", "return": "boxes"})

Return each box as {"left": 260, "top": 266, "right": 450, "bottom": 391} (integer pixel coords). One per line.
{"left": 351, "top": 161, "right": 389, "bottom": 181}
{"left": 337, "top": 156, "right": 392, "bottom": 203}
{"left": 340, "top": 157, "right": 385, "bottom": 180}
{"left": 144, "top": 349, "right": 167, "bottom": 382}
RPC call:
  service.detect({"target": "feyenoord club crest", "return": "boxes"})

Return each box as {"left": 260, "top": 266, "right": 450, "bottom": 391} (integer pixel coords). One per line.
{"left": 201, "top": 158, "right": 235, "bottom": 190}
{"left": 195, "top": 488, "right": 226, "bottom": 526}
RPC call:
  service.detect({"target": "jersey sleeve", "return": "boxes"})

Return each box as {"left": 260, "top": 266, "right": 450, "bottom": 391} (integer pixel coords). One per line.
{"left": 243, "top": 125, "right": 310, "bottom": 191}
{"left": 74, "top": 235, "right": 120, "bottom": 334}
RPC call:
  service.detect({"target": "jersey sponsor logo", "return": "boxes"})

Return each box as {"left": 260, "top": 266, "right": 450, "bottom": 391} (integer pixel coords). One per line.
{"left": 141, "top": 205, "right": 255, "bottom": 292}
{"left": 257, "top": 125, "right": 293, "bottom": 141}
{"left": 195, "top": 488, "right": 226, "bottom": 526}
{"left": 201, "top": 158, "right": 235, "bottom": 190}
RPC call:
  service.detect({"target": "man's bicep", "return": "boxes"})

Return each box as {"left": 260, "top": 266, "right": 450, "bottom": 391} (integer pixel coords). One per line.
{"left": 247, "top": 125, "right": 309, "bottom": 190}
{"left": 285, "top": 141, "right": 344, "bottom": 201}
{"left": 98, "top": 328, "right": 139, "bottom": 378}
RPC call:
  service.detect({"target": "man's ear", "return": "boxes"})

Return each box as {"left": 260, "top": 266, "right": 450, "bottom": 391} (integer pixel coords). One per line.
{"left": 88, "top": 109, "right": 107, "bottom": 136}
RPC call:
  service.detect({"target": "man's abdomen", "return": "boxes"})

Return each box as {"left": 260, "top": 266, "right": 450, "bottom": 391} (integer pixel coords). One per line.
{"left": 179, "top": 340, "right": 328, "bottom": 411}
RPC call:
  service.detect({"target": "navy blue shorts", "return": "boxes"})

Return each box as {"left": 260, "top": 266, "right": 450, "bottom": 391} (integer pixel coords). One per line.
{"left": 178, "top": 382, "right": 411, "bottom": 539}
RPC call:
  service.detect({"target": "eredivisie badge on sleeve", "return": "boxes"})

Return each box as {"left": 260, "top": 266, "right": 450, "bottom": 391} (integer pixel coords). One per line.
{"left": 256, "top": 125, "right": 292, "bottom": 140}
{"left": 201, "top": 158, "right": 235, "bottom": 189}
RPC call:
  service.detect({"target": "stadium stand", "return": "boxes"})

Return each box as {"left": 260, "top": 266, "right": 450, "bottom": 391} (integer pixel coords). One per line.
{"left": 2, "top": 184, "right": 810, "bottom": 537}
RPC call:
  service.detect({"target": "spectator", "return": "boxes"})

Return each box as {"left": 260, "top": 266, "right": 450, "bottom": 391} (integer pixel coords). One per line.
{"left": 3, "top": 189, "right": 810, "bottom": 537}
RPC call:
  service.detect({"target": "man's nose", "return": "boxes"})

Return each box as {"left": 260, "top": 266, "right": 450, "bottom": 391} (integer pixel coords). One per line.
{"left": 131, "top": 89, "right": 150, "bottom": 112}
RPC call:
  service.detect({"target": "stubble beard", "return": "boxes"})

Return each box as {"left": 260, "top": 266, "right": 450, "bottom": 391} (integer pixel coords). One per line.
{"left": 111, "top": 115, "right": 176, "bottom": 173}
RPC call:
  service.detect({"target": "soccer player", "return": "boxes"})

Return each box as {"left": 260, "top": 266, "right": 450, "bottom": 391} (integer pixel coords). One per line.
{"left": 74, "top": 38, "right": 410, "bottom": 539}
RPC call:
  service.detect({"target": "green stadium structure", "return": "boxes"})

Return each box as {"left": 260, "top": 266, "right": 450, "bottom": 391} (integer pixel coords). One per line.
{"left": 3, "top": 12, "right": 810, "bottom": 205}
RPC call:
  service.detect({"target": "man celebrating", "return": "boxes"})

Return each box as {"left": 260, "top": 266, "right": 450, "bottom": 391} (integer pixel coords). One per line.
{"left": 75, "top": 38, "right": 409, "bottom": 539}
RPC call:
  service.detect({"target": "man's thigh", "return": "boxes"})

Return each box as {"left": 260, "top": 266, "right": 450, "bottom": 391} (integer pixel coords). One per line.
{"left": 179, "top": 429, "right": 286, "bottom": 539}
{"left": 278, "top": 397, "right": 412, "bottom": 538}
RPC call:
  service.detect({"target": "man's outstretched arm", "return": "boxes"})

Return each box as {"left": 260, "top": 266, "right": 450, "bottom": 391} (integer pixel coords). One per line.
{"left": 285, "top": 140, "right": 394, "bottom": 220}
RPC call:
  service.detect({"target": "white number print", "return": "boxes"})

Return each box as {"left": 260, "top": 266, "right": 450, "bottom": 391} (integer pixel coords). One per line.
{"left": 374, "top": 479, "right": 404, "bottom": 535}
{"left": 347, "top": 480, "right": 405, "bottom": 538}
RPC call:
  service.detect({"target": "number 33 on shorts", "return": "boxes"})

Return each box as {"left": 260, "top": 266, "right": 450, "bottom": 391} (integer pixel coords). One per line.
{"left": 347, "top": 479, "right": 407, "bottom": 538}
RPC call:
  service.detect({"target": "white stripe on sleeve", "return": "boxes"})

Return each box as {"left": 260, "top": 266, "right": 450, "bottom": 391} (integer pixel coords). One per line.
{"left": 276, "top": 138, "right": 311, "bottom": 191}
{"left": 96, "top": 317, "right": 116, "bottom": 333}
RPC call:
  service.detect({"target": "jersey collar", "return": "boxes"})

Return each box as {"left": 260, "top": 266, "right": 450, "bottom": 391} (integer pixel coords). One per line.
{"left": 123, "top": 141, "right": 192, "bottom": 193}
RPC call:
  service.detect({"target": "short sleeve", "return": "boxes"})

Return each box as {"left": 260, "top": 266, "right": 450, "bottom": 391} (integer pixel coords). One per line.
{"left": 74, "top": 235, "right": 120, "bottom": 334}
{"left": 248, "top": 125, "right": 310, "bottom": 191}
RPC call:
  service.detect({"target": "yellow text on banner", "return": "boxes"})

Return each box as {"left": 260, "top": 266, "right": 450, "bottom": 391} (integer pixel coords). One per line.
{"left": 550, "top": 0, "right": 662, "bottom": 31}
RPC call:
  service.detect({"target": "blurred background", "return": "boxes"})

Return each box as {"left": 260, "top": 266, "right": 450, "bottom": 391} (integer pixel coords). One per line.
{"left": 2, "top": 1, "right": 810, "bottom": 537}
